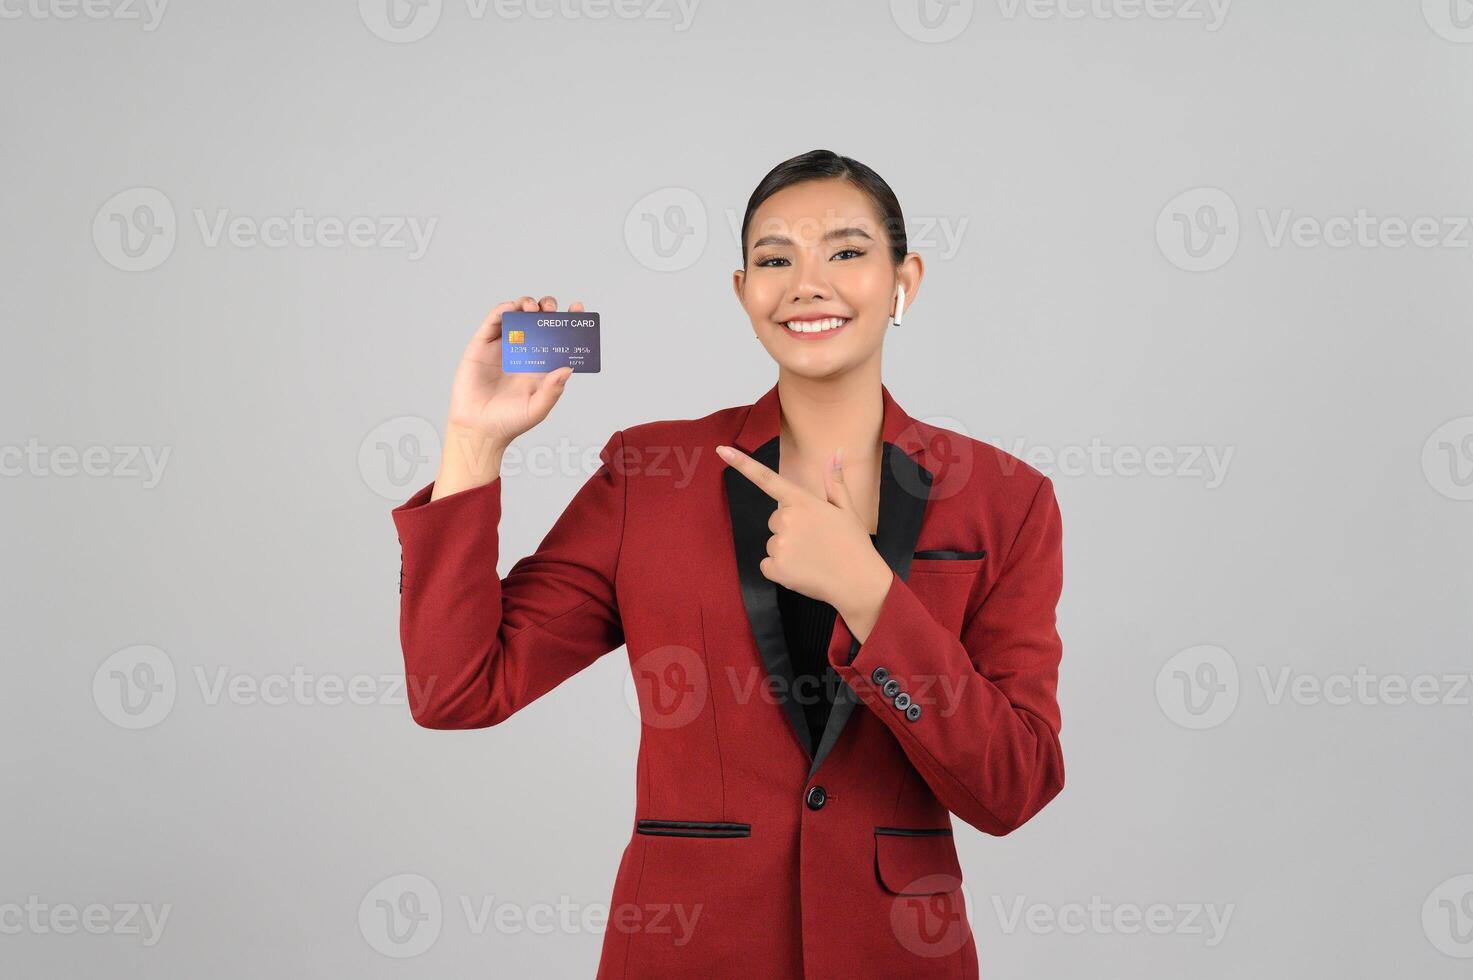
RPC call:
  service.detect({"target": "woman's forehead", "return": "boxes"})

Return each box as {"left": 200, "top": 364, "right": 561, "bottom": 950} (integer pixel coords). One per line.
{"left": 748, "top": 182, "right": 882, "bottom": 247}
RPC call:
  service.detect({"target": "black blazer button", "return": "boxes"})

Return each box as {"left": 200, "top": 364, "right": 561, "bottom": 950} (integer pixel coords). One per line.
{"left": 805, "top": 785, "right": 827, "bottom": 811}
{"left": 881, "top": 678, "right": 902, "bottom": 699}
{"left": 871, "top": 666, "right": 889, "bottom": 685}
{"left": 905, "top": 703, "right": 922, "bottom": 722}
{"left": 893, "top": 692, "right": 912, "bottom": 711}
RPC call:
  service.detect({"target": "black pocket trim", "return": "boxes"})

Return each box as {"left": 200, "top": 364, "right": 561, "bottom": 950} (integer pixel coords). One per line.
{"left": 913, "top": 549, "right": 986, "bottom": 561}
{"left": 874, "top": 826, "right": 954, "bottom": 837}
{"left": 636, "top": 819, "right": 751, "bottom": 838}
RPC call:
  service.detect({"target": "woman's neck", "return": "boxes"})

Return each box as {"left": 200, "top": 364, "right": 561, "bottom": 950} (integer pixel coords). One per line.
{"left": 775, "top": 369, "right": 884, "bottom": 464}
{"left": 774, "top": 369, "right": 885, "bottom": 533}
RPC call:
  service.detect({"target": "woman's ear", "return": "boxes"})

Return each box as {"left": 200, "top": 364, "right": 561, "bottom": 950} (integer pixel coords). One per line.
{"left": 731, "top": 268, "right": 745, "bottom": 301}
{"left": 895, "top": 253, "right": 924, "bottom": 322}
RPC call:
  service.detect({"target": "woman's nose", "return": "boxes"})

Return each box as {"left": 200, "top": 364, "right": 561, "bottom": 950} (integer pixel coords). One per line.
{"left": 789, "top": 253, "right": 834, "bottom": 300}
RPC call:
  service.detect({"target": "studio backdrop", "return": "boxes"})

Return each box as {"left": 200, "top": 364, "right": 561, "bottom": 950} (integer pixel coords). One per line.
{"left": 3, "top": 1, "right": 1471, "bottom": 977}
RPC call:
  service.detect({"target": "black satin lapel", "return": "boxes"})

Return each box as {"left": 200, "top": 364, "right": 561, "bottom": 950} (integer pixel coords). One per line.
{"left": 807, "top": 442, "right": 933, "bottom": 780}
{"left": 723, "top": 435, "right": 814, "bottom": 759}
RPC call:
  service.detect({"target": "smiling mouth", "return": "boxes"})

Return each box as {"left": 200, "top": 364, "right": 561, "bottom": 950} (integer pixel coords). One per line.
{"left": 779, "top": 316, "right": 850, "bottom": 336}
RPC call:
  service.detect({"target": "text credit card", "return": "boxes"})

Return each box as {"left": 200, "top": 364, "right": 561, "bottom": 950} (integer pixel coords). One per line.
{"left": 501, "top": 311, "right": 601, "bottom": 373}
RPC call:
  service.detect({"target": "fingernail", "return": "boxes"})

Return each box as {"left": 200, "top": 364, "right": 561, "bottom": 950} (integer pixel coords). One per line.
{"left": 715, "top": 445, "right": 732, "bottom": 459}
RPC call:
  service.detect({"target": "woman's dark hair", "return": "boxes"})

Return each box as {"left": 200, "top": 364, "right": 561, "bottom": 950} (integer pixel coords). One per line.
{"left": 739, "top": 149, "right": 908, "bottom": 268}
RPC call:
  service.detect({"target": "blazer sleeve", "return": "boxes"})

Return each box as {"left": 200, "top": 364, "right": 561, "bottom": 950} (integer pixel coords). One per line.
{"left": 390, "top": 429, "right": 628, "bottom": 729}
{"left": 830, "top": 474, "right": 1065, "bottom": 836}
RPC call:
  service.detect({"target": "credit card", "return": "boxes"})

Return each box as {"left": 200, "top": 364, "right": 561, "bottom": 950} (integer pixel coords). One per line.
{"left": 501, "top": 311, "right": 601, "bottom": 373}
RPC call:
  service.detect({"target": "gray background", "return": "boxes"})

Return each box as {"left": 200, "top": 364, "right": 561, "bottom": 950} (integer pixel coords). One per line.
{"left": 4, "top": 0, "right": 1472, "bottom": 977}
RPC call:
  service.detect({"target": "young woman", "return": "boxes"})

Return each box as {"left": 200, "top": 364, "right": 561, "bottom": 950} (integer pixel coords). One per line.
{"left": 392, "top": 149, "right": 1066, "bottom": 978}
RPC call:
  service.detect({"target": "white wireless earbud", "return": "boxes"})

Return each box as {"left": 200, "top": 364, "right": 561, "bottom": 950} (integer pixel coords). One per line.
{"left": 892, "top": 284, "right": 906, "bottom": 327}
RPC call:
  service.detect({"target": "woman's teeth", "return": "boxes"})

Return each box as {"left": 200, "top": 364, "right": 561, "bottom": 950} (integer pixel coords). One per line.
{"left": 782, "top": 317, "right": 849, "bottom": 333}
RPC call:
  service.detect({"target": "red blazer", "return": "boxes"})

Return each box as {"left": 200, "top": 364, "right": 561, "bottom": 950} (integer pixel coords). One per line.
{"left": 392, "top": 381, "right": 1065, "bottom": 979}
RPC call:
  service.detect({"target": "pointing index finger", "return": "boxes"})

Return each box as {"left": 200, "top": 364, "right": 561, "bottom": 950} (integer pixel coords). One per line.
{"left": 715, "top": 445, "right": 802, "bottom": 505}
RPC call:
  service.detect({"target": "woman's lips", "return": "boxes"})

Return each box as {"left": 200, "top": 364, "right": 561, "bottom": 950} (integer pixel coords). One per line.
{"left": 778, "top": 316, "right": 851, "bottom": 340}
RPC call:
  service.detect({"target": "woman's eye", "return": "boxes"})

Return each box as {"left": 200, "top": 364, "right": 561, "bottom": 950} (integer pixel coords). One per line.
{"left": 833, "top": 248, "right": 863, "bottom": 260}
{"left": 756, "top": 256, "right": 790, "bottom": 267}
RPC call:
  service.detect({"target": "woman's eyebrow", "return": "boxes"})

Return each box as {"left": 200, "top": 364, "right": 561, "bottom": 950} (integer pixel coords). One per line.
{"left": 751, "top": 226, "right": 875, "bottom": 249}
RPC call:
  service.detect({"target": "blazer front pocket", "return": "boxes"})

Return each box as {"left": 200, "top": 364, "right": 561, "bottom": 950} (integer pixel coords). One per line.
{"left": 874, "top": 828, "right": 963, "bottom": 896}
{"left": 906, "top": 551, "right": 985, "bottom": 632}
{"left": 636, "top": 819, "right": 751, "bottom": 838}
{"left": 912, "top": 549, "right": 986, "bottom": 563}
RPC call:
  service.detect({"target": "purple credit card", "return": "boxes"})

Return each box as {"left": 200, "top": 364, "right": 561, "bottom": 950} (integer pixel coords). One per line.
{"left": 501, "top": 311, "right": 601, "bottom": 373}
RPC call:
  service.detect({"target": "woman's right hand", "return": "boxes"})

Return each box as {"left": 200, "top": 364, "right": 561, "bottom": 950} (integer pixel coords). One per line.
{"left": 432, "top": 295, "right": 581, "bottom": 500}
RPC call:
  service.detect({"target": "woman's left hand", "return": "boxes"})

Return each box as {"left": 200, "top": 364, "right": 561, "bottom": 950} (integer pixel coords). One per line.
{"left": 715, "top": 444, "right": 894, "bottom": 627}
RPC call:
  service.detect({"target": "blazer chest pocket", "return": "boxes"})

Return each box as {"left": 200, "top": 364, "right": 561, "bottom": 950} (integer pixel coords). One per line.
{"left": 906, "top": 550, "right": 986, "bottom": 633}
{"left": 636, "top": 819, "right": 751, "bottom": 839}
{"left": 874, "top": 827, "right": 963, "bottom": 896}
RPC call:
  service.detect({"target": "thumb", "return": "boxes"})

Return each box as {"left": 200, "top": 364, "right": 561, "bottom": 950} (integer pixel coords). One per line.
{"left": 527, "top": 367, "right": 572, "bottom": 422}
{"left": 824, "top": 446, "right": 855, "bottom": 511}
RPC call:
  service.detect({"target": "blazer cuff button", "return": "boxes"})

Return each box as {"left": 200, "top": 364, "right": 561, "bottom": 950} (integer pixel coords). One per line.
{"left": 871, "top": 666, "right": 889, "bottom": 685}
{"left": 893, "top": 692, "right": 912, "bottom": 711}
{"left": 905, "top": 703, "right": 922, "bottom": 722}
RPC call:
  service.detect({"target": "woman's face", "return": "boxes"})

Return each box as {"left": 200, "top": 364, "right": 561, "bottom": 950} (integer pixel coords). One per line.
{"left": 733, "top": 178, "right": 921, "bottom": 380}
